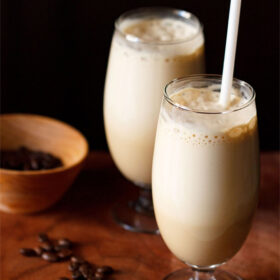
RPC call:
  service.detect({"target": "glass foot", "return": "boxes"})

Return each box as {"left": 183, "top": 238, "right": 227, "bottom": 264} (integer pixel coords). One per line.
{"left": 112, "top": 196, "right": 159, "bottom": 234}
{"left": 163, "top": 268, "right": 242, "bottom": 280}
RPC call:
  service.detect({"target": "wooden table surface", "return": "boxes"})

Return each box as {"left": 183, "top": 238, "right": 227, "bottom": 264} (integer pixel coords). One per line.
{"left": 1, "top": 151, "right": 279, "bottom": 280}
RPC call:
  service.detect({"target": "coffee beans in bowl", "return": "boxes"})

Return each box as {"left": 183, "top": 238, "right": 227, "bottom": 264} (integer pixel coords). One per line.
{"left": 0, "top": 114, "right": 88, "bottom": 214}
{"left": 0, "top": 146, "right": 63, "bottom": 171}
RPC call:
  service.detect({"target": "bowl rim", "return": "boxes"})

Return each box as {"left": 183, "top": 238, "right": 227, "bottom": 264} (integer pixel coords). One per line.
{"left": 0, "top": 113, "right": 89, "bottom": 175}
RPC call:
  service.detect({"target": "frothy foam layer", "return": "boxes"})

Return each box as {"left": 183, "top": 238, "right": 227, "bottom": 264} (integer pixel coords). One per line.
{"left": 162, "top": 88, "right": 256, "bottom": 137}
{"left": 122, "top": 18, "right": 197, "bottom": 42}
{"left": 170, "top": 87, "right": 246, "bottom": 112}
{"left": 159, "top": 114, "right": 257, "bottom": 146}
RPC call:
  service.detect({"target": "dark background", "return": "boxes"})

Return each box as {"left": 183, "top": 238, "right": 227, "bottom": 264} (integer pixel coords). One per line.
{"left": 1, "top": 0, "right": 279, "bottom": 150}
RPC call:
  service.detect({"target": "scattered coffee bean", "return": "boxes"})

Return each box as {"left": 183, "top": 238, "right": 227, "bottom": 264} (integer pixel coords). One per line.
{"left": 38, "top": 232, "right": 49, "bottom": 243}
{"left": 79, "top": 263, "right": 93, "bottom": 278}
{"left": 71, "top": 256, "right": 85, "bottom": 265}
{"left": 41, "top": 241, "right": 54, "bottom": 252}
{"left": 19, "top": 234, "right": 116, "bottom": 279}
{"left": 57, "top": 248, "right": 73, "bottom": 260}
{"left": 94, "top": 271, "right": 104, "bottom": 279}
{"left": 58, "top": 238, "right": 72, "bottom": 249}
{"left": 96, "top": 265, "right": 114, "bottom": 275}
{"left": 69, "top": 261, "right": 80, "bottom": 272}
{"left": 78, "top": 263, "right": 88, "bottom": 273}
{"left": 34, "top": 246, "right": 44, "bottom": 256}
{"left": 86, "top": 271, "right": 94, "bottom": 279}
{"left": 42, "top": 252, "right": 59, "bottom": 262}
{"left": 19, "top": 248, "right": 37, "bottom": 257}
{"left": 71, "top": 270, "right": 83, "bottom": 279}
{"left": 54, "top": 244, "right": 64, "bottom": 252}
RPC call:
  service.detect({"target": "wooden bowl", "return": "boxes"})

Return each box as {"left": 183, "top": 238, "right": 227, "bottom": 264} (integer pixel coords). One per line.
{"left": 0, "top": 114, "right": 89, "bottom": 214}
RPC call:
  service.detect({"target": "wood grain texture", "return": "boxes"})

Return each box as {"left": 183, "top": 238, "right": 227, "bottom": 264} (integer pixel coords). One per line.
{"left": 0, "top": 114, "right": 88, "bottom": 213}
{"left": 0, "top": 151, "right": 279, "bottom": 279}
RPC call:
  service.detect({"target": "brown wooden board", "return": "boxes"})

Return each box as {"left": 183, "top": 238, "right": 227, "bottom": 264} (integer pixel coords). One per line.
{"left": 1, "top": 151, "right": 279, "bottom": 279}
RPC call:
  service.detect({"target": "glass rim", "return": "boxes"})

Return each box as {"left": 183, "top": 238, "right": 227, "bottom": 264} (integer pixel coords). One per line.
{"left": 114, "top": 7, "right": 203, "bottom": 46}
{"left": 164, "top": 74, "right": 256, "bottom": 115}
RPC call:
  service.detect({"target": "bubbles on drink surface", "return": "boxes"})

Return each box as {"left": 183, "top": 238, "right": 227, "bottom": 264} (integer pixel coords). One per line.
{"left": 160, "top": 87, "right": 257, "bottom": 146}
{"left": 123, "top": 18, "right": 197, "bottom": 42}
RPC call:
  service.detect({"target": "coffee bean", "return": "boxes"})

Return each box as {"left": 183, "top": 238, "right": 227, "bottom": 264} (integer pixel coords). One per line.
{"left": 19, "top": 248, "right": 37, "bottom": 257}
{"left": 41, "top": 252, "right": 59, "bottom": 262}
{"left": 58, "top": 238, "right": 72, "bottom": 249}
{"left": 34, "top": 246, "right": 44, "bottom": 256}
{"left": 38, "top": 232, "right": 49, "bottom": 243}
{"left": 54, "top": 244, "right": 64, "bottom": 252}
{"left": 79, "top": 263, "right": 93, "bottom": 278}
{"left": 94, "top": 271, "right": 104, "bottom": 279}
{"left": 41, "top": 241, "right": 54, "bottom": 252}
{"left": 69, "top": 262, "right": 80, "bottom": 272}
{"left": 71, "top": 256, "right": 85, "bottom": 265}
{"left": 86, "top": 271, "right": 94, "bottom": 278}
{"left": 23, "top": 162, "right": 32, "bottom": 170}
{"left": 71, "top": 270, "right": 83, "bottom": 279}
{"left": 78, "top": 263, "right": 88, "bottom": 273}
{"left": 30, "top": 158, "right": 39, "bottom": 170}
{"left": 86, "top": 264, "right": 94, "bottom": 274}
{"left": 96, "top": 266, "right": 114, "bottom": 275}
{"left": 57, "top": 248, "right": 72, "bottom": 260}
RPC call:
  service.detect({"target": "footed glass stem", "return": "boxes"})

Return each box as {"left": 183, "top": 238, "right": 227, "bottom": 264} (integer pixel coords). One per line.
{"left": 112, "top": 186, "right": 159, "bottom": 234}
{"left": 163, "top": 268, "right": 243, "bottom": 280}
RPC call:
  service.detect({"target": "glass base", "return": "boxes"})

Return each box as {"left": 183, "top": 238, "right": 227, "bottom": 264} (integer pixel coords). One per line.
{"left": 112, "top": 194, "right": 159, "bottom": 234}
{"left": 163, "top": 268, "right": 242, "bottom": 280}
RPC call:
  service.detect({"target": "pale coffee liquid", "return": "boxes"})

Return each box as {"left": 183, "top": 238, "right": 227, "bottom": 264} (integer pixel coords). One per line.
{"left": 104, "top": 16, "right": 205, "bottom": 185}
{"left": 152, "top": 88, "right": 259, "bottom": 266}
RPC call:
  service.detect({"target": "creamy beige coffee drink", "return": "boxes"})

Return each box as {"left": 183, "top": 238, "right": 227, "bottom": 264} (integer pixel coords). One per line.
{"left": 152, "top": 77, "right": 259, "bottom": 266}
{"left": 104, "top": 8, "right": 205, "bottom": 185}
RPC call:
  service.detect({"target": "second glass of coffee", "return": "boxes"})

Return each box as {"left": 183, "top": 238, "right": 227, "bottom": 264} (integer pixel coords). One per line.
{"left": 104, "top": 7, "right": 205, "bottom": 233}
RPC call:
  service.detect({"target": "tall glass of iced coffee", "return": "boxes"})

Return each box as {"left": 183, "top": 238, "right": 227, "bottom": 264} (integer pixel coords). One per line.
{"left": 152, "top": 75, "right": 259, "bottom": 278}
{"left": 104, "top": 7, "right": 205, "bottom": 233}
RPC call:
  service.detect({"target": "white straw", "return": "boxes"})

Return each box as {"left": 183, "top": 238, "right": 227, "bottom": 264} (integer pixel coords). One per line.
{"left": 219, "top": 0, "right": 242, "bottom": 107}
